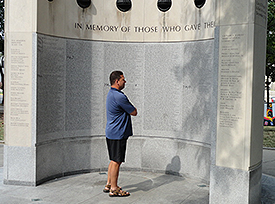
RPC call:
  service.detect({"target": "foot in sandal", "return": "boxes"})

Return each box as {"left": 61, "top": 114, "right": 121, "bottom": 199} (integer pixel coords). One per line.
{"left": 109, "top": 188, "right": 130, "bottom": 197}
{"left": 103, "top": 184, "right": 121, "bottom": 193}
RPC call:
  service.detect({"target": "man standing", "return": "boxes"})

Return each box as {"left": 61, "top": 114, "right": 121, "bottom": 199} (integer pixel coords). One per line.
{"left": 104, "top": 71, "right": 137, "bottom": 197}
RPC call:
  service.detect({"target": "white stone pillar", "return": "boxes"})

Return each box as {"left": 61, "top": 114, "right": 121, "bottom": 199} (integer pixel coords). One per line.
{"left": 4, "top": 0, "right": 37, "bottom": 185}
{"left": 210, "top": 0, "right": 267, "bottom": 203}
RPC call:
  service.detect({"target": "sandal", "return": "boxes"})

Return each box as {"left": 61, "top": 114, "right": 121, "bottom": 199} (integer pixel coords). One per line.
{"left": 103, "top": 184, "right": 111, "bottom": 193}
{"left": 103, "top": 184, "right": 121, "bottom": 193}
{"left": 109, "top": 188, "right": 130, "bottom": 197}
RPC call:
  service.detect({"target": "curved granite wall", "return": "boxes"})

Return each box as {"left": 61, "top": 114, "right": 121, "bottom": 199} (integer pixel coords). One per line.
{"left": 36, "top": 34, "right": 215, "bottom": 183}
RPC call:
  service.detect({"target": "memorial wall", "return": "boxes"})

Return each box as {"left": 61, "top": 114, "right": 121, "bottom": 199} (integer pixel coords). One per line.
{"left": 4, "top": 0, "right": 267, "bottom": 203}
{"left": 4, "top": 0, "right": 216, "bottom": 185}
{"left": 34, "top": 0, "right": 216, "bottom": 183}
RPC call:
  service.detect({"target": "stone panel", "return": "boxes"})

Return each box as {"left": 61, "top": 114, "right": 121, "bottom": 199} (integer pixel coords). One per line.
{"left": 37, "top": 35, "right": 66, "bottom": 141}
{"left": 36, "top": 141, "right": 64, "bottom": 183}
{"left": 5, "top": 32, "right": 35, "bottom": 147}
{"left": 34, "top": 34, "right": 214, "bottom": 184}
{"left": 123, "top": 137, "right": 211, "bottom": 180}
{"left": 4, "top": 146, "right": 35, "bottom": 186}
{"left": 37, "top": 0, "right": 215, "bottom": 42}
{"left": 210, "top": 165, "right": 262, "bottom": 204}
{"left": 65, "top": 40, "right": 92, "bottom": 132}
{"left": 36, "top": 137, "right": 107, "bottom": 184}
{"left": 143, "top": 40, "right": 214, "bottom": 144}
{"left": 141, "top": 138, "right": 178, "bottom": 171}
{"left": 124, "top": 138, "right": 144, "bottom": 169}
{"left": 177, "top": 141, "right": 211, "bottom": 180}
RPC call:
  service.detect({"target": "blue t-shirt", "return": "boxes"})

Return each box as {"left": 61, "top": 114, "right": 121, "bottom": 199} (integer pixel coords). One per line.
{"left": 105, "top": 87, "right": 135, "bottom": 140}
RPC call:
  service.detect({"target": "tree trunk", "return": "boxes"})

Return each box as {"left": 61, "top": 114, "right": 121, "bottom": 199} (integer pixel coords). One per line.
{"left": 1, "top": 66, "right": 3, "bottom": 105}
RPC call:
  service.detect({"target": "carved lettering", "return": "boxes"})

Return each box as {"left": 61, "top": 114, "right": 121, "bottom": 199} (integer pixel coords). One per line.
{"left": 73, "top": 21, "right": 215, "bottom": 34}
{"left": 121, "top": 26, "right": 130, "bottom": 32}
{"left": 134, "top": 26, "right": 158, "bottom": 33}
{"left": 204, "top": 21, "right": 215, "bottom": 29}
{"left": 162, "top": 25, "right": 181, "bottom": 32}
{"left": 75, "top": 23, "right": 83, "bottom": 29}
{"left": 85, "top": 24, "right": 119, "bottom": 32}
{"left": 184, "top": 23, "right": 201, "bottom": 31}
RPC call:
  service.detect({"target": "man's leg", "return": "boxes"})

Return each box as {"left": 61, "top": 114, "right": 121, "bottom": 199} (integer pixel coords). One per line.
{"left": 105, "top": 161, "right": 122, "bottom": 192}
{"left": 106, "top": 162, "right": 112, "bottom": 185}
{"left": 108, "top": 160, "right": 130, "bottom": 197}
{"left": 105, "top": 138, "right": 129, "bottom": 196}
{"left": 109, "top": 160, "right": 121, "bottom": 190}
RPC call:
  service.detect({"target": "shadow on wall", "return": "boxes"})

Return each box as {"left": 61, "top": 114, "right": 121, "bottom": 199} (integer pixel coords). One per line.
{"left": 165, "top": 156, "right": 182, "bottom": 176}
{"left": 173, "top": 40, "right": 214, "bottom": 140}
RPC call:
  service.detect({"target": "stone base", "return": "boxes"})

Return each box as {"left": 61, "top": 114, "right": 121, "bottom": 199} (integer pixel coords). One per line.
{"left": 4, "top": 136, "right": 211, "bottom": 186}
{"left": 3, "top": 146, "right": 36, "bottom": 186}
{"left": 210, "top": 164, "right": 262, "bottom": 204}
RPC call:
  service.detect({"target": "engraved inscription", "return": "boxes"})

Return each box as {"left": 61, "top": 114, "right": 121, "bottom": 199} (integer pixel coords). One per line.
{"left": 37, "top": 36, "right": 65, "bottom": 135}
{"left": 74, "top": 21, "right": 215, "bottom": 34}
{"left": 255, "top": 1, "right": 267, "bottom": 21}
{"left": 218, "top": 33, "right": 245, "bottom": 128}
{"left": 9, "top": 39, "right": 30, "bottom": 127}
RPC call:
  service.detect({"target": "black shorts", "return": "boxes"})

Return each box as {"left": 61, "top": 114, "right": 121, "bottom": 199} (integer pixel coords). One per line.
{"left": 106, "top": 138, "right": 127, "bottom": 163}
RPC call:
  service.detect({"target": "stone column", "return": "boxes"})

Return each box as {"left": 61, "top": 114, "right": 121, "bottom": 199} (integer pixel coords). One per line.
{"left": 210, "top": 0, "right": 267, "bottom": 203}
{"left": 4, "top": 0, "right": 37, "bottom": 185}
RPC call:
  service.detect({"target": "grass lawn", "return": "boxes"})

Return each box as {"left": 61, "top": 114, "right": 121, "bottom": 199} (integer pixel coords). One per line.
{"left": 0, "top": 114, "right": 3, "bottom": 141}
{"left": 264, "top": 126, "right": 275, "bottom": 148}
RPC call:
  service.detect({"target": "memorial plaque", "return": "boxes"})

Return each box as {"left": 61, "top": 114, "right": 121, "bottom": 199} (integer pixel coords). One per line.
{"left": 37, "top": 35, "right": 66, "bottom": 139}
{"left": 7, "top": 33, "right": 33, "bottom": 146}
{"left": 65, "top": 40, "right": 92, "bottom": 132}
{"left": 103, "top": 43, "right": 145, "bottom": 132}
{"left": 216, "top": 26, "right": 248, "bottom": 169}
{"left": 90, "top": 42, "right": 105, "bottom": 133}
{"left": 180, "top": 41, "right": 214, "bottom": 142}
{"left": 144, "top": 44, "right": 183, "bottom": 132}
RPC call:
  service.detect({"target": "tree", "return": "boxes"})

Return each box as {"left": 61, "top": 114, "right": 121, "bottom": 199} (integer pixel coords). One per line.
{"left": 0, "top": 0, "right": 3, "bottom": 104}
{"left": 266, "top": 0, "right": 275, "bottom": 107}
{"left": 0, "top": 0, "right": 3, "bottom": 53}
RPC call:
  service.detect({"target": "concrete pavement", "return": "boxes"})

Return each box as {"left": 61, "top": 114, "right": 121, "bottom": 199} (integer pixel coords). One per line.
{"left": 262, "top": 148, "right": 275, "bottom": 204}
{"left": 263, "top": 148, "right": 275, "bottom": 177}
{"left": 0, "top": 144, "right": 275, "bottom": 204}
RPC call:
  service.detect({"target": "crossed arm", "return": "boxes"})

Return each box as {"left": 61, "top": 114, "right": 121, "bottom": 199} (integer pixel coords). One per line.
{"left": 130, "top": 108, "right": 137, "bottom": 116}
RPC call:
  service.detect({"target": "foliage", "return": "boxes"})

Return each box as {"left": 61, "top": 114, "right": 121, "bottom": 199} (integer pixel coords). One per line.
{"left": 264, "top": 126, "right": 275, "bottom": 148}
{"left": 0, "top": 0, "right": 3, "bottom": 53}
{"left": 266, "top": 0, "right": 275, "bottom": 82}
{"left": 265, "top": 0, "right": 275, "bottom": 105}
{"left": 0, "top": 114, "right": 3, "bottom": 141}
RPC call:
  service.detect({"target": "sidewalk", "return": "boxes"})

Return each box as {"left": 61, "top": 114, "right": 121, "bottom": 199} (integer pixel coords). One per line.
{"left": 0, "top": 144, "right": 274, "bottom": 204}
{"left": 263, "top": 148, "right": 275, "bottom": 177}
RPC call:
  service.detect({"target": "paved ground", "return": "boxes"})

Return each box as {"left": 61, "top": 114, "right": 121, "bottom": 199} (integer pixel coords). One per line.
{"left": 0, "top": 144, "right": 274, "bottom": 204}
{"left": 0, "top": 170, "right": 210, "bottom": 204}
{"left": 263, "top": 148, "right": 275, "bottom": 177}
